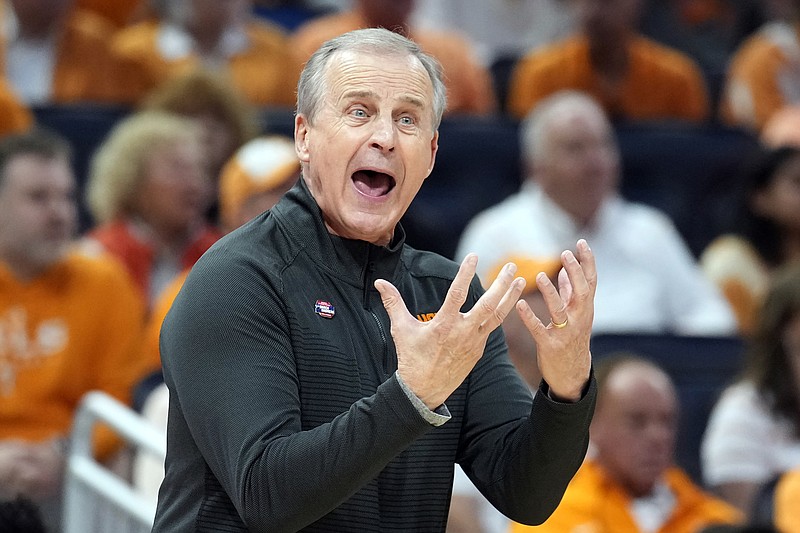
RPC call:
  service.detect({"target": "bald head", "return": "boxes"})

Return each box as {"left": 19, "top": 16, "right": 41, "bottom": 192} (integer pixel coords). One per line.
{"left": 591, "top": 355, "right": 678, "bottom": 497}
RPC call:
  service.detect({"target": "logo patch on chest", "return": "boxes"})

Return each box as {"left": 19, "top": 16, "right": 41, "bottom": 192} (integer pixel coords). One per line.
{"left": 314, "top": 300, "right": 336, "bottom": 319}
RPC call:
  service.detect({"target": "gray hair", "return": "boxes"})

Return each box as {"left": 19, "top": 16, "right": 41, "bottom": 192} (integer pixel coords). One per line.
{"left": 296, "top": 27, "right": 447, "bottom": 131}
{"left": 520, "top": 90, "right": 611, "bottom": 166}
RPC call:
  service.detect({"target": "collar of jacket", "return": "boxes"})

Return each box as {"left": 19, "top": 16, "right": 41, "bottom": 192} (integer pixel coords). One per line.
{"left": 272, "top": 177, "right": 406, "bottom": 293}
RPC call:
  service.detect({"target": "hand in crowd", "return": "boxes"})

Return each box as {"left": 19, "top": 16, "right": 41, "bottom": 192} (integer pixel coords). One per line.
{"left": 0, "top": 439, "right": 64, "bottom": 501}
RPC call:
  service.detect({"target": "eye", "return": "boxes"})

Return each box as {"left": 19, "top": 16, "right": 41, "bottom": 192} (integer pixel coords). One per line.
{"left": 398, "top": 115, "right": 415, "bottom": 126}
{"left": 350, "top": 108, "right": 368, "bottom": 118}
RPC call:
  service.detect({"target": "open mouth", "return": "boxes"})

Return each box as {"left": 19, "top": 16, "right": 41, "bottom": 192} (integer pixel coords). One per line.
{"left": 352, "top": 170, "right": 396, "bottom": 198}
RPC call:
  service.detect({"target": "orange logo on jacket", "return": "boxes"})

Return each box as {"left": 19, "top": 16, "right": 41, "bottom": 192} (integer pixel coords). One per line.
{"left": 416, "top": 312, "right": 437, "bottom": 322}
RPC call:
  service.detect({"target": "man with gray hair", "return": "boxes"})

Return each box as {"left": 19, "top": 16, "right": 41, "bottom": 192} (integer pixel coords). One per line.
{"left": 458, "top": 89, "right": 736, "bottom": 337}
{"left": 153, "top": 29, "right": 598, "bottom": 532}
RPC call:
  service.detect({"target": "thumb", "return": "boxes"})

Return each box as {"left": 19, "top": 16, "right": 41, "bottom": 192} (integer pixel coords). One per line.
{"left": 374, "top": 278, "right": 412, "bottom": 326}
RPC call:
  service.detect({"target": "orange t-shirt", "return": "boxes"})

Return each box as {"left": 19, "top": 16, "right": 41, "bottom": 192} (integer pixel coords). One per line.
{"left": 507, "top": 35, "right": 709, "bottom": 122}
{"left": 0, "top": 250, "right": 146, "bottom": 458}
{"left": 291, "top": 11, "right": 496, "bottom": 115}
{"left": 510, "top": 460, "right": 743, "bottom": 533}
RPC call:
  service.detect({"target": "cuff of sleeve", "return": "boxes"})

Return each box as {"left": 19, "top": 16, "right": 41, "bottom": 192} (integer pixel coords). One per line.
{"left": 395, "top": 371, "right": 451, "bottom": 427}
{"left": 541, "top": 368, "right": 595, "bottom": 404}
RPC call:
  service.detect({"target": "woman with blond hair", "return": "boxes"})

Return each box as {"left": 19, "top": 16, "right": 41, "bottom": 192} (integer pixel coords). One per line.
{"left": 83, "top": 110, "right": 222, "bottom": 308}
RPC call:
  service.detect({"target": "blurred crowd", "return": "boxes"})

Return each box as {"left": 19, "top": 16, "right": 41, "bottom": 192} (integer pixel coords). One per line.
{"left": 2, "top": 0, "right": 800, "bottom": 532}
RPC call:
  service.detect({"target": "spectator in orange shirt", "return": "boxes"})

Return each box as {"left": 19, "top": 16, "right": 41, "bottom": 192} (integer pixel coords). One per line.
{"left": 291, "top": 0, "right": 497, "bottom": 116}
{"left": 0, "top": 128, "right": 146, "bottom": 532}
{"left": 511, "top": 354, "right": 743, "bottom": 533}
{"left": 1, "top": 0, "right": 126, "bottom": 104}
{"left": 506, "top": 0, "right": 710, "bottom": 123}
{"left": 719, "top": 3, "right": 800, "bottom": 132}
{"left": 82, "top": 111, "right": 222, "bottom": 309}
{"left": 107, "top": 0, "right": 301, "bottom": 108}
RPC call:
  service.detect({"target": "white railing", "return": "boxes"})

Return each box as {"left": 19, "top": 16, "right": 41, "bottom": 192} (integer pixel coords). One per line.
{"left": 62, "top": 391, "right": 166, "bottom": 533}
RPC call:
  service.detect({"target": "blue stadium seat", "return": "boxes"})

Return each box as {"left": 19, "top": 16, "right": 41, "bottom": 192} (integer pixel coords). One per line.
{"left": 614, "top": 120, "right": 760, "bottom": 257}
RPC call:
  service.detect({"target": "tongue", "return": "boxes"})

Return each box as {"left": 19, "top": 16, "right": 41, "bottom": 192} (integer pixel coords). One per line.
{"left": 353, "top": 170, "right": 391, "bottom": 197}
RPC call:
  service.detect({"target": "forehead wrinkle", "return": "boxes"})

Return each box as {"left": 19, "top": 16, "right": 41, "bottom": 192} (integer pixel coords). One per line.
{"left": 340, "top": 87, "right": 424, "bottom": 109}
{"left": 332, "top": 53, "right": 430, "bottom": 95}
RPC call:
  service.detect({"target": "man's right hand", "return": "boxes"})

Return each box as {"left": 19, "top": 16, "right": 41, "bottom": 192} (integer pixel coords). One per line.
{"left": 375, "top": 254, "right": 525, "bottom": 409}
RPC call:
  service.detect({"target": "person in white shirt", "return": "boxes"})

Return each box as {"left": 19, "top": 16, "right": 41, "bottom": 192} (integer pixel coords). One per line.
{"left": 456, "top": 89, "right": 736, "bottom": 336}
{"left": 701, "top": 263, "right": 800, "bottom": 518}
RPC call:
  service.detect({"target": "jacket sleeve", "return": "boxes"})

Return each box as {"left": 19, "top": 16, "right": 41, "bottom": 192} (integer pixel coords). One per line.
{"left": 160, "top": 248, "right": 434, "bottom": 532}
{"left": 456, "top": 278, "right": 597, "bottom": 526}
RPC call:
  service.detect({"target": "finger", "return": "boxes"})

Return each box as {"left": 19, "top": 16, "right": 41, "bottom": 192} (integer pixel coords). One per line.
{"left": 516, "top": 298, "right": 546, "bottom": 336}
{"left": 536, "top": 271, "right": 567, "bottom": 325}
{"left": 576, "top": 239, "right": 597, "bottom": 297}
{"left": 374, "top": 278, "right": 413, "bottom": 327}
{"left": 480, "top": 275, "right": 526, "bottom": 331}
{"left": 470, "top": 261, "right": 520, "bottom": 323}
{"left": 439, "top": 253, "right": 479, "bottom": 317}
{"left": 561, "top": 240, "right": 595, "bottom": 300}
{"left": 557, "top": 267, "right": 572, "bottom": 303}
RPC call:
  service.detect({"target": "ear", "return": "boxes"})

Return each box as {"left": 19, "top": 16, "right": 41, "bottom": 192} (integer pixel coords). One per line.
{"left": 295, "top": 114, "right": 311, "bottom": 163}
{"left": 424, "top": 130, "right": 439, "bottom": 179}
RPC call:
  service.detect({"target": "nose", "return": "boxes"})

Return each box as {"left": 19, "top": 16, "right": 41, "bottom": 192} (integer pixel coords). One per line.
{"left": 369, "top": 115, "right": 396, "bottom": 153}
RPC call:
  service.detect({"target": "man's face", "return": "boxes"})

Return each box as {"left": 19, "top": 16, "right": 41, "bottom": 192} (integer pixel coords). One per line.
{"left": 0, "top": 154, "right": 77, "bottom": 276}
{"left": 591, "top": 363, "right": 678, "bottom": 497}
{"left": 295, "top": 50, "right": 438, "bottom": 246}
{"left": 535, "top": 105, "right": 619, "bottom": 225}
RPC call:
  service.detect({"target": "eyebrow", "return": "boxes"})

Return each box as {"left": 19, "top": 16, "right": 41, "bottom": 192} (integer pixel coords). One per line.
{"left": 341, "top": 90, "right": 425, "bottom": 110}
